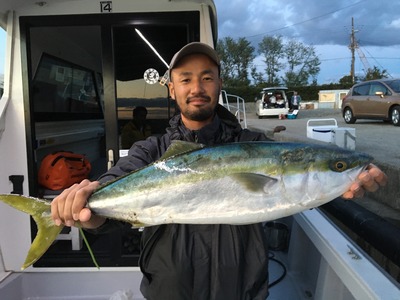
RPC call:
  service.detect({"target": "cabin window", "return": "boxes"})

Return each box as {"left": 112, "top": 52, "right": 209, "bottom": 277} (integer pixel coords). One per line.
{"left": 113, "top": 25, "right": 185, "bottom": 137}
{"left": 32, "top": 53, "right": 103, "bottom": 120}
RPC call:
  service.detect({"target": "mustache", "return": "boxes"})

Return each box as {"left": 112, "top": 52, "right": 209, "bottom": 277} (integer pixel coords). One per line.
{"left": 186, "top": 95, "right": 211, "bottom": 104}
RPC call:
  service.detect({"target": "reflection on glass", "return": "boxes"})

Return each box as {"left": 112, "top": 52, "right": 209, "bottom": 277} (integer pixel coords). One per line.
{"left": 32, "top": 54, "right": 101, "bottom": 115}
{"left": 116, "top": 78, "right": 173, "bottom": 121}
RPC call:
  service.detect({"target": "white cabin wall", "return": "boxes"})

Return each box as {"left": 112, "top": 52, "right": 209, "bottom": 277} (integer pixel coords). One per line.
{"left": 199, "top": 4, "right": 216, "bottom": 47}
{"left": 14, "top": 0, "right": 217, "bottom": 19}
{"left": 0, "top": 11, "right": 32, "bottom": 271}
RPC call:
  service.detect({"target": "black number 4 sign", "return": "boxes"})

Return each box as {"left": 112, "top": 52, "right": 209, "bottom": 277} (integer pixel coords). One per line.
{"left": 100, "top": 1, "right": 112, "bottom": 13}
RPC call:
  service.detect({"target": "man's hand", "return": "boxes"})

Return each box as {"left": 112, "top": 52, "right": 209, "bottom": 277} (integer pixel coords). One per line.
{"left": 342, "top": 164, "right": 388, "bottom": 199}
{"left": 51, "top": 179, "right": 105, "bottom": 228}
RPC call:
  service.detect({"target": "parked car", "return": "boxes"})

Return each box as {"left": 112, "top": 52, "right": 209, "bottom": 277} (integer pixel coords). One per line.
{"left": 341, "top": 79, "right": 400, "bottom": 126}
{"left": 255, "top": 87, "right": 289, "bottom": 118}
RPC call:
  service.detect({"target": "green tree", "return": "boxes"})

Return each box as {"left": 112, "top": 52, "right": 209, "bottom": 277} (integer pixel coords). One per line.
{"left": 250, "top": 66, "right": 264, "bottom": 86}
{"left": 258, "top": 36, "right": 285, "bottom": 86}
{"left": 216, "top": 37, "right": 255, "bottom": 87}
{"left": 282, "top": 39, "right": 320, "bottom": 86}
{"left": 339, "top": 75, "right": 356, "bottom": 85}
{"left": 216, "top": 35, "right": 321, "bottom": 88}
{"left": 363, "top": 66, "right": 389, "bottom": 81}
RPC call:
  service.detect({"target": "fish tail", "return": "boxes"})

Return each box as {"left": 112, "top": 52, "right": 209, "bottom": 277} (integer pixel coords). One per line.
{"left": 0, "top": 194, "right": 63, "bottom": 270}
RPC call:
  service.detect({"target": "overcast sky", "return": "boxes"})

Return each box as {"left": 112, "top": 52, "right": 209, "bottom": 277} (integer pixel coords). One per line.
{"left": 0, "top": 1, "right": 398, "bottom": 85}
{"left": 214, "top": 0, "right": 400, "bottom": 84}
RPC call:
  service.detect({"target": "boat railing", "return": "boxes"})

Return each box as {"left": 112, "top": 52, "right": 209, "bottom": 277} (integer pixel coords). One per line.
{"left": 219, "top": 90, "right": 247, "bottom": 128}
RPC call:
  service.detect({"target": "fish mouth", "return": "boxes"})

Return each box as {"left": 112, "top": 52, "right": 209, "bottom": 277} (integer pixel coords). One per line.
{"left": 345, "top": 165, "right": 367, "bottom": 185}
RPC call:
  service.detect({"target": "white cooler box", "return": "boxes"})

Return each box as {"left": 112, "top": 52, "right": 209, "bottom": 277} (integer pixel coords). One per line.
{"left": 307, "top": 119, "right": 338, "bottom": 142}
{"left": 306, "top": 118, "right": 356, "bottom": 150}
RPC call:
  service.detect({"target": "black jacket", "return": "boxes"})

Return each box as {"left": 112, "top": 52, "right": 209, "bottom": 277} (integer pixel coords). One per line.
{"left": 97, "top": 105, "right": 270, "bottom": 300}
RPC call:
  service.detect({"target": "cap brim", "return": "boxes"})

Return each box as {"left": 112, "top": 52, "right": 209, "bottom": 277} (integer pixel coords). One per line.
{"left": 169, "top": 42, "right": 220, "bottom": 73}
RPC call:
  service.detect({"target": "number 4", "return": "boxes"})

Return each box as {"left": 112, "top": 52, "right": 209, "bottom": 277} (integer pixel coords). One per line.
{"left": 100, "top": 1, "right": 112, "bottom": 13}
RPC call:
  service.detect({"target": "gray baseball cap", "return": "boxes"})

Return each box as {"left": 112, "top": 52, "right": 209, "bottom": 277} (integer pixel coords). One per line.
{"left": 169, "top": 42, "right": 220, "bottom": 77}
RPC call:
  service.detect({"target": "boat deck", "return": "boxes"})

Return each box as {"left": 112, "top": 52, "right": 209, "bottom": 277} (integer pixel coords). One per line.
{"left": 267, "top": 251, "right": 303, "bottom": 299}
{"left": 1, "top": 210, "right": 400, "bottom": 299}
{"left": 0, "top": 253, "right": 300, "bottom": 300}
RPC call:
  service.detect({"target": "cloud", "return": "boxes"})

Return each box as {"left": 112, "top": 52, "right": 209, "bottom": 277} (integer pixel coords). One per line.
{"left": 387, "top": 18, "right": 400, "bottom": 29}
{"left": 215, "top": 0, "right": 400, "bottom": 47}
{"left": 214, "top": 0, "right": 400, "bottom": 83}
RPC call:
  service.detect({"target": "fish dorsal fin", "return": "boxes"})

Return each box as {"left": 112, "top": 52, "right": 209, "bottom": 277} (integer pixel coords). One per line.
{"left": 161, "top": 140, "right": 205, "bottom": 160}
{"left": 230, "top": 173, "right": 278, "bottom": 192}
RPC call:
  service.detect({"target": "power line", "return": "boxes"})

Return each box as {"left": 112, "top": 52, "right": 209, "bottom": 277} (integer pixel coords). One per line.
{"left": 358, "top": 44, "right": 393, "bottom": 77}
{"left": 245, "top": 0, "right": 366, "bottom": 38}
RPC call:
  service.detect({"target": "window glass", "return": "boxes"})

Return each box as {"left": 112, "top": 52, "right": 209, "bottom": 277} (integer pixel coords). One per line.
{"left": 116, "top": 78, "right": 172, "bottom": 120}
{"left": 32, "top": 54, "right": 102, "bottom": 116}
{"left": 369, "top": 83, "right": 388, "bottom": 96}
{"left": 386, "top": 80, "right": 400, "bottom": 93}
{"left": 352, "top": 84, "right": 370, "bottom": 96}
{"left": 114, "top": 24, "right": 179, "bottom": 122}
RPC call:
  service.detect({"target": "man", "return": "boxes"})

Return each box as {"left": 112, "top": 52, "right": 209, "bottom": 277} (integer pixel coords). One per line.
{"left": 275, "top": 93, "right": 285, "bottom": 108}
{"left": 120, "top": 106, "right": 152, "bottom": 149}
{"left": 291, "top": 91, "right": 301, "bottom": 110}
{"left": 51, "top": 42, "right": 387, "bottom": 300}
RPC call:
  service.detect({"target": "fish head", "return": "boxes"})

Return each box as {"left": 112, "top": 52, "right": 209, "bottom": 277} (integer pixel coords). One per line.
{"left": 279, "top": 144, "right": 373, "bottom": 206}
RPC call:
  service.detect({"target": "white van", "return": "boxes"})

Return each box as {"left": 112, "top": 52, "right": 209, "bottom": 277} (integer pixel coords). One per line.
{"left": 255, "top": 87, "right": 290, "bottom": 118}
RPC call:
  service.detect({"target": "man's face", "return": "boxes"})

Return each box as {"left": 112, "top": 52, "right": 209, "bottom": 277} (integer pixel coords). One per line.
{"left": 168, "top": 53, "right": 222, "bottom": 126}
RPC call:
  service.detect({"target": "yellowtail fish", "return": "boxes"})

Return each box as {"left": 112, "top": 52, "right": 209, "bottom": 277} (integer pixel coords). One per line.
{"left": 0, "top": 141, "right": 372, "bottom": 269}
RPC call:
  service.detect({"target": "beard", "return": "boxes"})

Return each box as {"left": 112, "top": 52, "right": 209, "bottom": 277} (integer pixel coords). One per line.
{"left": 177, "top": 94, "right": 217, "bottom": 122}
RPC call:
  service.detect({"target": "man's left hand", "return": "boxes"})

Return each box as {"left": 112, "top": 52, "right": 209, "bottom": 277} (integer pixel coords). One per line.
{"left": 342, "top": 164, "right": 388, "bottom": 199}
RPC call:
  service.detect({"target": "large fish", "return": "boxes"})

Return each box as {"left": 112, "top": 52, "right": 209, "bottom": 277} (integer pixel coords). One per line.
{"left": 0, "top": 141, "right": 372, "bottom": 269}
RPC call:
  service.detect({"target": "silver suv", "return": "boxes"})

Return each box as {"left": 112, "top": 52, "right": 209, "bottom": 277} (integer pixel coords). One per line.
{"left": 341, "top": 79, "right": 400, "bottom": 126}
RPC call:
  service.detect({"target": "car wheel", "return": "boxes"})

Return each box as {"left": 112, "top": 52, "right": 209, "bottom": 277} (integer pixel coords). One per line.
{"left": 343, "top": 107, "right": 356, "bottom": 124}
{"left": 391, "top": 105, "right": 400, "bottom": 126}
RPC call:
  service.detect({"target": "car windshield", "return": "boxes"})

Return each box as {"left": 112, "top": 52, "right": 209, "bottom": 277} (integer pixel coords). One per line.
{"left": 386, "top": 80, "right": 400, "bottom": 93}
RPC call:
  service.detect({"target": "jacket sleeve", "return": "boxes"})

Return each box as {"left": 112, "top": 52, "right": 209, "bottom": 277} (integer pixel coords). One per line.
{"left": 237, "top": 129, "right": 271, "bottom": 142}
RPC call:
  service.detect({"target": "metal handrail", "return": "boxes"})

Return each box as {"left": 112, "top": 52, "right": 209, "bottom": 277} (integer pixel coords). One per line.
{"left": 220, "top": 90, "right": 247, "bottom": 128}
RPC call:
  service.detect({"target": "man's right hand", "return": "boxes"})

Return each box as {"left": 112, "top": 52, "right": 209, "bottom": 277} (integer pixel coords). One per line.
{"left": 51, "top": 179, "right": 106, "bottom": 229}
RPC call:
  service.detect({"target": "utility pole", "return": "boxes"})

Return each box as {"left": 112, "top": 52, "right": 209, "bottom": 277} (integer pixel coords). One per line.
{"left": 349, "top": 17, "right": 357, "bottom": 84}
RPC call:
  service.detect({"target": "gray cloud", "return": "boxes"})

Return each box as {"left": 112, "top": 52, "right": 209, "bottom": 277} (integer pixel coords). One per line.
{"left": 214, "top": 0, "right": 400, "bottom": 82}
{"left": 215, "top": 0, "right": 400, "bottom": 47}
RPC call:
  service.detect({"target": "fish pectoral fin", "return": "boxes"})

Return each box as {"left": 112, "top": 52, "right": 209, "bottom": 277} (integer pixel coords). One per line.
{"left": 161, "top": 140, "right": 205, "bottom": 160}
{"left": 230, "top": 173, "right": 278, "bottom": 192}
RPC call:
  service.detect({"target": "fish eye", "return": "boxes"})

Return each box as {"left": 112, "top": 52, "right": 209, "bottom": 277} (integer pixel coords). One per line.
{"left": 330, "top": 160, "right": 348, "bottom": 172}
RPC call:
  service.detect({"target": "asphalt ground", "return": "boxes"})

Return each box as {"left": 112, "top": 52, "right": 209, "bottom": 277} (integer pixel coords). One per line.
{"left": 244, "top": 105, "right": 400, "bottom": 222}
{"left": 245, "top": 107, "right": 400, "bottom": 167}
